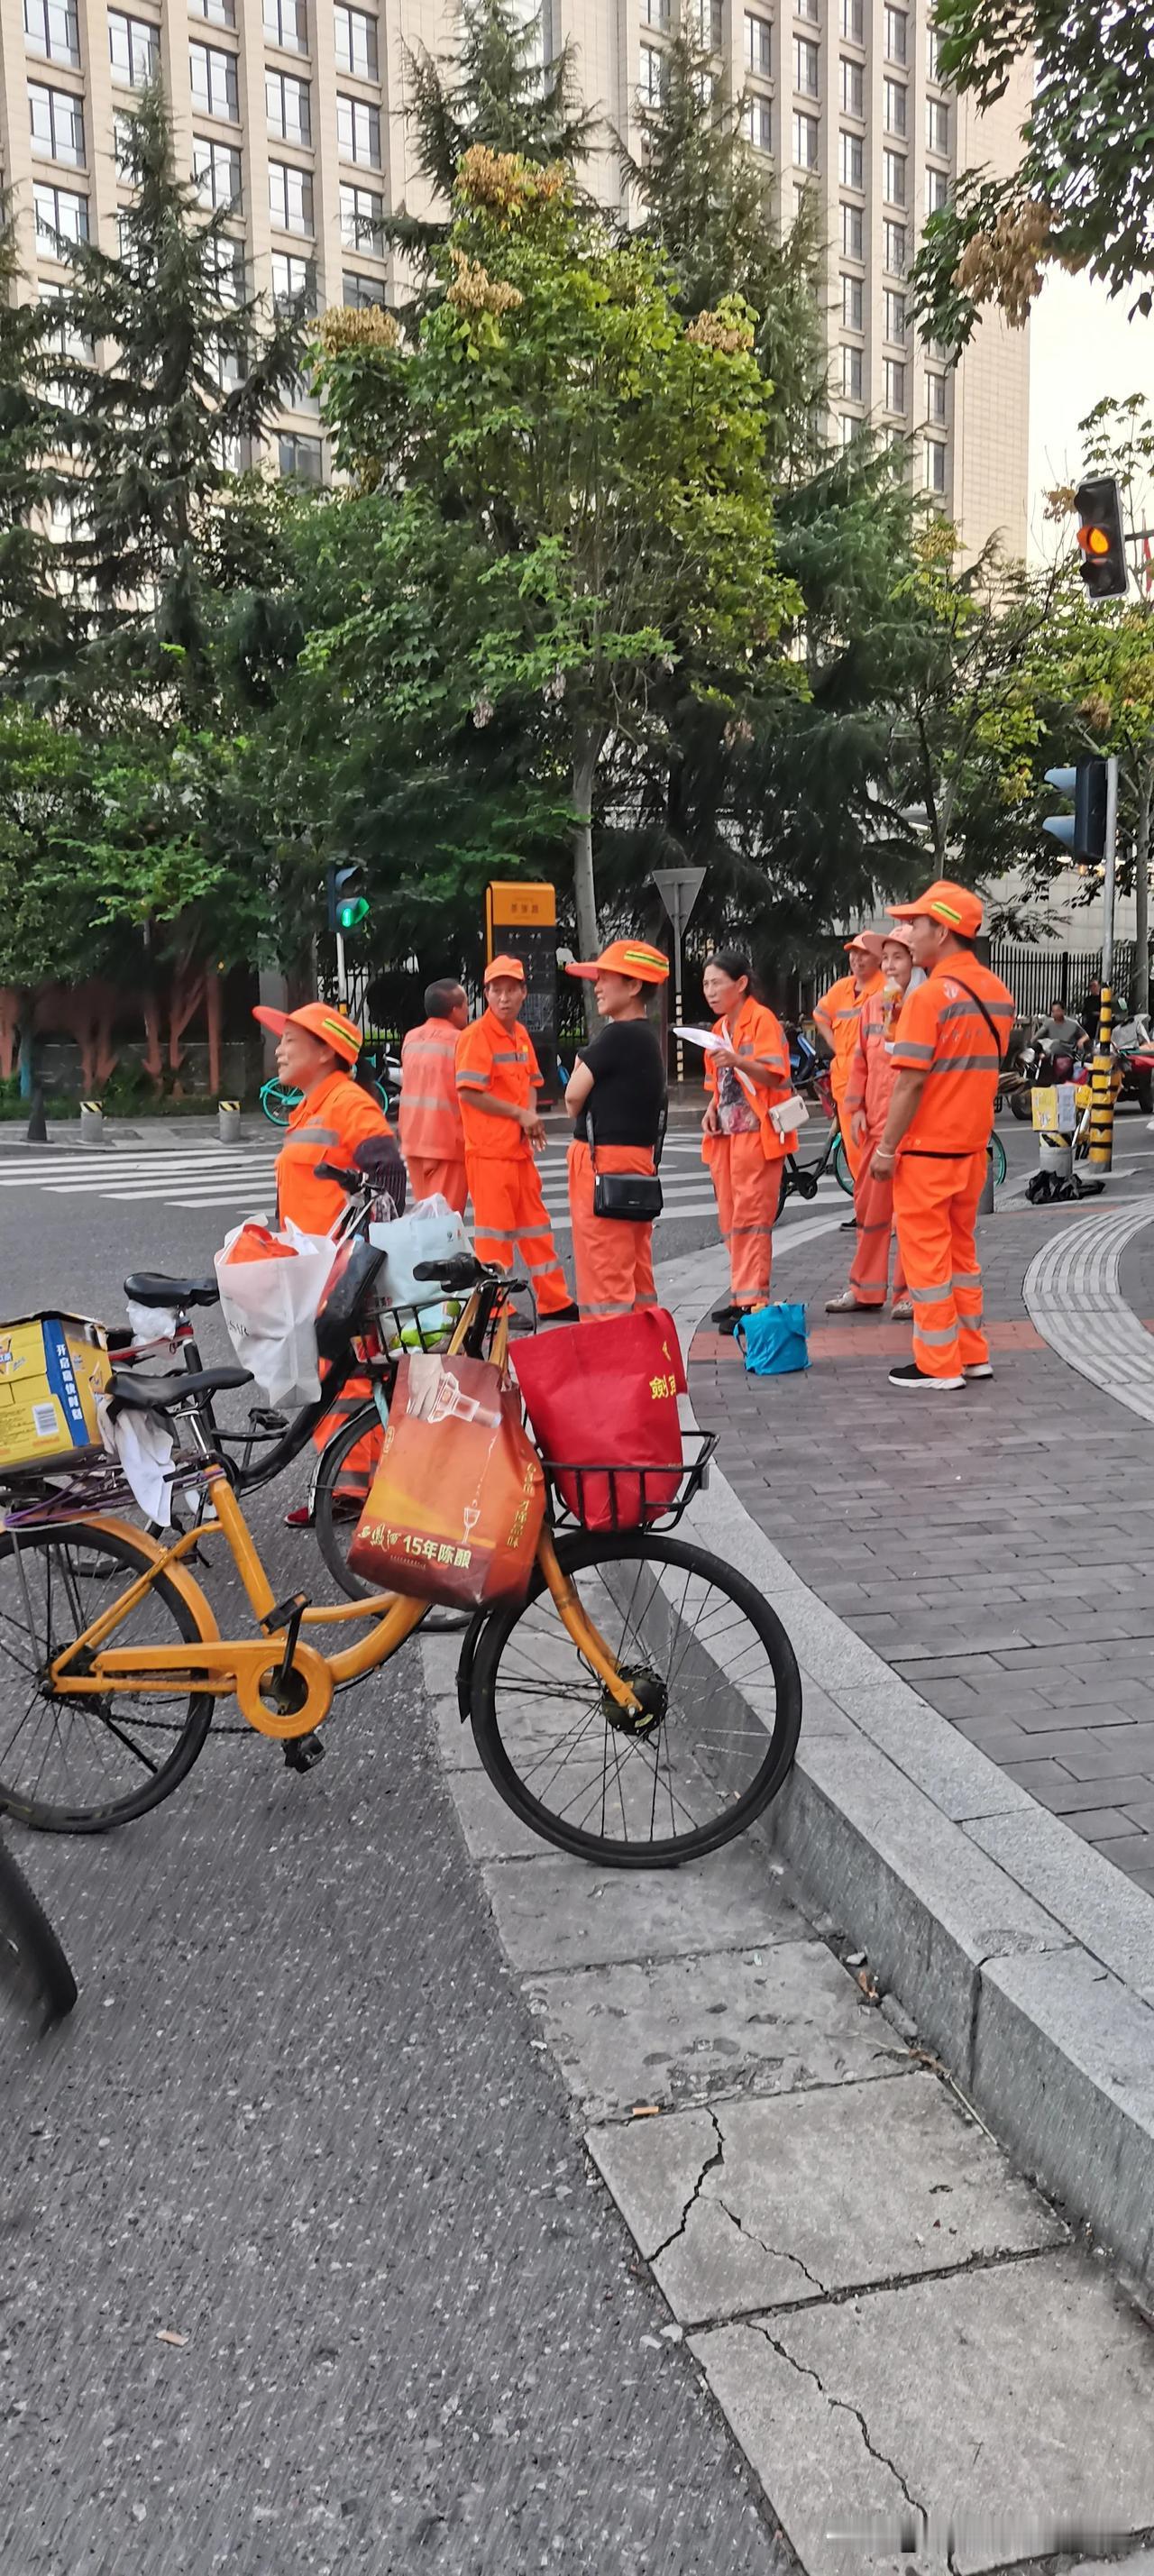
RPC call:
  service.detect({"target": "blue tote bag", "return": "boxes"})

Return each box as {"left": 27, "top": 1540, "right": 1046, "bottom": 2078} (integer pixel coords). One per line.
{"left": 737, "top": 1301, "right": 810, "bottom": 1378}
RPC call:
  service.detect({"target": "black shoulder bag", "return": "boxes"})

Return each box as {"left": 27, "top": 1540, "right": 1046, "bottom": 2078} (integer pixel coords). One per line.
{"left": 589, "top": 1097, "right": 666, "bottom": 1222}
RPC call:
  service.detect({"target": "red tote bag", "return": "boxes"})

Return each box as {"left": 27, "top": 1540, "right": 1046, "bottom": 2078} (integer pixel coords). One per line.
{"left": 512, "top": 1310, "right": 685, "bottom": 1531}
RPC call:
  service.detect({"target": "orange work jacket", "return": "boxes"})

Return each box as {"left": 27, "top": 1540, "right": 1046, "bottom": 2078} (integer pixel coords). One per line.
{"left": 890, "top": 955, "right": 1015, "bottom": 1154}
{"left": 701, "top": 996, "right": 796, "bottom": 1165}
{"left": 844, "top": 976, "right": 924, "bottom": 1135}
{"left": 455, "top": 1009, "right": 542, "bottom": 1161}
{"left": 398, "top": 1018, "right": 465, "bottom": 1166}
{"left": 275, "top": 1068, "right": 391, "bottom": 1235}
{"left": 818, "top": 971, "right": 882, "bottom": 1102}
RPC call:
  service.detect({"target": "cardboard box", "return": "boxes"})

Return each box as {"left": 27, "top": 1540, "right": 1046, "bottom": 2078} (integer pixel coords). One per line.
{"left": 0, "top": 1314, "right": 111, "bottom": 1473}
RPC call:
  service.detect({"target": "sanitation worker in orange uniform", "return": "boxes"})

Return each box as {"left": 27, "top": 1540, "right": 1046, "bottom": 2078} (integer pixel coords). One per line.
{"left": 455, "top": 958, "right": 579, "bottom": 1320}
{"left": 398, "top": 978, "right": 470, "bottom": 1213}
{"left": 251, "top": 998, "right": 396, "bottom": 1515}
{"left": 826, "top": 925, "right": 921, "bottom": 1317}
{"left": 563, "top": 939, "right": 668, "bottom": 1320}
{"left": 701, "top": 948, "right": 797, "bottom": 1329}
{"left": 814, "top": 932, "right": 884, "bottom": 1192}
{"left": 869, "top": 880, "right": 1014, "bottom": 1392}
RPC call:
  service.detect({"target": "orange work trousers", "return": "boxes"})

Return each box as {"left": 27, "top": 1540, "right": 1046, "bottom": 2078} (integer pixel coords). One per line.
{"left": 405, "top": 1154, "right": 468, "bottom": 1215}
{"left": 704, "top": 1132, "right": 783, "bottom": 1305}
{"left": 893, "top": 1150, "right": 988, "bottom": 1380}
{"left": 849, "top": 1140, "right": 907, "bottom": 1307}
{"left": 313, "top": 1362, "right": 380, "bottom": 1498}
{"left": 466, "top": 1151, "right": 572, "bottom": 1315}
{"left": 567, "top": 1141, "right": 657, "bottom": 1319}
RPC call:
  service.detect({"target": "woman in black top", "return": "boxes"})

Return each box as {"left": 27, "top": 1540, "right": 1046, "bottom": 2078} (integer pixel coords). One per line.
{"left": 563, "top": 940, "right": 670, "bottom": 1319}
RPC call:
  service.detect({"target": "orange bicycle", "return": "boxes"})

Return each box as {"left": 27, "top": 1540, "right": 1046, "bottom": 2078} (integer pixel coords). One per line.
{"left": 0, "top": 1263, "right": 801, "bottom": 1866}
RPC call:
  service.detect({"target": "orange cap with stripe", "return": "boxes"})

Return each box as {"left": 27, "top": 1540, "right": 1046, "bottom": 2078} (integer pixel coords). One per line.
{"left": 565, "top": 939, "right": 670, "bottom": 985}
{"left": 887, "top": 878, "right": 984, "bottom": 938}
{"left": 252, "top": 1000, "right": 362, "bottom": 1065}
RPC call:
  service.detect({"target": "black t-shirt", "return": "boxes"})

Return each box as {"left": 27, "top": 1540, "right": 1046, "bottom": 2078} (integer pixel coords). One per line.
{"left": 572, "top": 1018, "right": 666, "bottom": 1147}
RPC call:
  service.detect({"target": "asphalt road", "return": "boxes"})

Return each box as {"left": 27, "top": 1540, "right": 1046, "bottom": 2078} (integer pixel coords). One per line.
{"left": 0, "top": 1192, "right": 792, "bottom": 2573}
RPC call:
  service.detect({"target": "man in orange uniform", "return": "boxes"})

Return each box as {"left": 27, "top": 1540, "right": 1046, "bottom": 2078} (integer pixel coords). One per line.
{"left": 398, "top": 979, "right": 470, "bottom": 1212}
{"left": 814, "top": 932, "right": 884, "bottom": 1196}
{"left": 252, "top": 998, "right": 397, "bottom": 1512}
{"left": 826, "top": 924, "right": 920, "bottom": 1316}
{"left": 455, "top": 958, "right": 579, "bottom": 1320}
{"left": 869, "top": 880, "right": 1014, "bottom": 1392}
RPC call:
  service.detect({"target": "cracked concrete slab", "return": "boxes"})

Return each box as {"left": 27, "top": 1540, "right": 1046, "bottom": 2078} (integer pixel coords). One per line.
{"left": 589, "top": 2072, "right": 1063, "bottom": 2325}
{"left": 480, "top": 1844, "right": 807, "bottom": 1973}
{"left": 693, "top": 2248, "right": 1154, "bottom": 2576}
{"left": 524, "top": 1941, "right": 911, "bottom": 2122}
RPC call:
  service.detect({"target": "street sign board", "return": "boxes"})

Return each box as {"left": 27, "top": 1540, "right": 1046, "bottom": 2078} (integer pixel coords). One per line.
{"left": 486, "top": 881, "right": 560, "bottom": 1097}
{"left": 650, "top": 867, "right": 706, "bottom": 932}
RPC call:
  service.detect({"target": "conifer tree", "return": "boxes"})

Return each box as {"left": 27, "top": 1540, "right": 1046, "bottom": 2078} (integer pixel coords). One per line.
{"left": 386, "top": 0, "right": 594, "bottom": 278}
{"left": 0, "top": 218, "right": 78, "bottom": 697}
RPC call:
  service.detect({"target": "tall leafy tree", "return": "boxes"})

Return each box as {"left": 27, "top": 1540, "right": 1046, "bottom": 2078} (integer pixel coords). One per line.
{"left": 386, "top": 0, "right": 594, "bottom": 280}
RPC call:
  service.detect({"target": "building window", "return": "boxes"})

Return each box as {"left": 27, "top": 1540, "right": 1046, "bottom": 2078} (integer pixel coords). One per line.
{"left": 696, "top": 0, "right": 723, "bottom": 48}
{"left": 927, "top": 23, "right": 942, "bottom": 78}
{"left": 279, "top": 432, "right": 323, "bottom": 484}
{"left": 640, "top": 42, "right": 664, "bottom": 101}
{"left": 884, "top": 218, "right": 907, "bottom": 274}
{"left": 925, "top": 369, "right": 948, "bottom": 422}
{"left": 839, "top": 57, "right": 863, "bottom": 114}
{"left": 838, "top": 129, "right": 863, "bottom": 188}
{"left": 841, "top": 344, "right": 863, "bottom": 400}
{"left": 41, "top": 276, "right": 92, "bottom": 358}
{"left": 337, "top": 94, "right": 381, "bottom": 164}
{"left": 884, "top": 289, "right": 906, "bottom": 340}
{"left": 883, "top": 78, "right": 906, "bottom": 134}
{"left": 924, "top": 437, "right": 948, "bottom": 494}
{"left": 926, "top": 165, "right": 949, "bottom": 213}
{"left": 194, "top": 135, "right": 242, "bottom": 207}
{"left": 265, "top": 0, "right": 307, "bottom": 46}
{"left": 339, "top": 179, "right": 384, "bottom": 252}
{"left": 926, "top": 98, "right": 949, "bottom": 155}
{"left": 267, "top": 70, "right": 310, "bottom": 142}
{"left": 884, "top": 5, "right": 906, "bottom": 60}
{"left": 23, "top": 0, "right": 79, "bottom": 64}
{"left": 884, "top": 356, "right": 906, "bottom": 411}
{"left": 210, "top": 235, "right": 246, "bottom": 303}
{"left": 334, "top": 5, "right": 378, "bottom": 76}
{"left": 108, "top": 10, "right": 158, "bottom": 87}
{"left": 645, "top": 0, "right": 671, "bottom": 21}
{"left": 796, "top": 0, "right": 819, "bottom": 20}
{"left": 842, "top": 273, "right": 863, "bottom": 329}
{"left": 793, "top": 35, "right": 819, "bottom": 92}
{"left": 33, "top": 179, "right": 88, "bottom": 245}
{"left": 883, "top": 149, "right": 906, "bottom": 204}
{"left": 744, "top": 12, "right": 770, "bottom": 73}
{"left": 190, "top": 42, "right": 239, "bottom": 121}
{"left": 343, "top": 270, "right": 386, "bottom": 307}
{"left": 192, "top": 0, "right": 235, "bottom": 21}
{"left": 839, "top": 411, "right": 857, "bottom": 449}
{"left": 838, "top": 0, "right": 863, "bottom": 39}
{"left": 271, "top": 250, "right": 315, "bottom": 310}
{"left": 744, "top": 95, "right": 772, "bottom": 151}
{"left": 792, "top": 111, "right": 820, "bottom": 168}
{"left": 28, "top": 81, "right": 85, "bottom": 165}
{"left": 269, "top": 159, "right": 314, "bottom": 233}
{"left": 841, "top": 200, "right": 863, "bottom": 258}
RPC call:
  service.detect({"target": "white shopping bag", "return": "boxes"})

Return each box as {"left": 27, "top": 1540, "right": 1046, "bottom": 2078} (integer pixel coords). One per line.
{"left": 368, "top": 1196, "right": 472, "bottom": 1309}
{"left": 213, "top": 1219, "right": 337, "bottom": 1406}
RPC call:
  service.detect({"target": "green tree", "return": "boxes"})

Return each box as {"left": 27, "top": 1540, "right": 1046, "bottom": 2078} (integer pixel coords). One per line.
{"left": 386, "top": 0, "right": 593, "bottom": 283}
{"left": 0, "top": 218, "right": 78, "bottom": 698}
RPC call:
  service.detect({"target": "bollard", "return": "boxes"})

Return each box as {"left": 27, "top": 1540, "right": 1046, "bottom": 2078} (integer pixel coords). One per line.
{"left": 218, "top": 1098, "right": 242, "bottom": 1145}
{"left": 25, "top": 1086, "right": 47, "bottom": 1144}
{"left": 79, "top": 1098, "right": 104, "bottom": 1145}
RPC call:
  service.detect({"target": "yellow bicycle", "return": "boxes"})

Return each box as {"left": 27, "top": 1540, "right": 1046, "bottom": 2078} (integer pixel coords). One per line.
{"left": 0, "top": 1266, "right": 801, "bottom": 1866}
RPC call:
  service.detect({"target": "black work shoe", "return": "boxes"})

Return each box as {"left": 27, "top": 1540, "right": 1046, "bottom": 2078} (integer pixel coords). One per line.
{"left": 838, "top": 1216, "right": 857, "bottom": 1231}
{"left": 711, "top": 1300, "right": 740, "bottom": 1325}
{"left": 888, "top": 1361, "right": 965, "bottom": 1392}
{"left": 543, "top": 1302, "right": 581, "bottom": 1325}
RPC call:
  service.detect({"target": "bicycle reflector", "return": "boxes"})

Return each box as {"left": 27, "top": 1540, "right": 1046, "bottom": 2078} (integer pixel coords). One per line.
{"left": 1074, "top": 475, "right": 1129, "bottom": 600}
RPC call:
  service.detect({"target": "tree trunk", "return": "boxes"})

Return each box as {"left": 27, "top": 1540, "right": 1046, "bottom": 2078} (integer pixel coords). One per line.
{"left": 205, "top": 966, "right": 221, "bottom": 1097}
{"left": 16, "top": 991, "right": 33, "bottom": 1100}
{"left": 572, "top": 729, "right": 600, "bottom": 1040}
{"left": 1135, "top": 758, "right": 1153, "bottom": 1019}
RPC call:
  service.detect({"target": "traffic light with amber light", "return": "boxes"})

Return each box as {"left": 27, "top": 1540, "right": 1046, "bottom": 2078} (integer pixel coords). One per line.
{"left": 1042, "top": 760, "right": 1109, "bottom": 864}
{"left": 326, "top": 862, "right": 370, "bottom": 934}
{"left": 1074, "top": 476, "right": 1129, "bottom": 600}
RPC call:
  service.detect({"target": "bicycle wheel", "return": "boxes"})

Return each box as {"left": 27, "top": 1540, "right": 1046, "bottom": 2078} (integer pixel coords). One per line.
{"left": 0, "top": 1522, "right": 214, "bottom": 1834}
{"left": 259, "top": 1077, "right": 301, "bottom": 1127}
{"left": 469, "top": 1530, "right": 801, "bottom": 1866}
{"left": 0, "top": 1835, "right": 77, "bottom": 2031}
{"left": 313, "top": 1402, "right": 388, "bottom": 1601}
{"left": 989, "top": 1133, "right": 1007, "bottom": 1187}
{"left": 831, "top": 1135, "right": 853, "bottom": 1196}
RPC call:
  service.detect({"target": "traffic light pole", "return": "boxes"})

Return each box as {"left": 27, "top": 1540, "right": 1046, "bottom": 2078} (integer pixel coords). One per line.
{"left": 334, "top": 930, "right": 347, "bottom": 1012}
{"left": 1086, "top": 755, "right": 1120, "bottom": 1172}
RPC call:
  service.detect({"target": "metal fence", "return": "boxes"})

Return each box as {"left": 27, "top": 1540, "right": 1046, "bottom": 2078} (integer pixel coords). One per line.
{"left": 989, "top": 944, "right": 1138, "bottom": 1021}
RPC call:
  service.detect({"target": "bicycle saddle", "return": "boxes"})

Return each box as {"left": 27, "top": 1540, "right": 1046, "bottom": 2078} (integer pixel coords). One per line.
{"left": 108, "top": 1365, "right": 252, "bottom": 1413}
{"left": 124, "top": 1272, "right": 220, "bottom": 1309}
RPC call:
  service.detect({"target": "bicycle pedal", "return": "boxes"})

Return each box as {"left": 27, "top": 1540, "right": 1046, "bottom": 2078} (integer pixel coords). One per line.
{"left": 282, "top": 1734, "right": 326, "bottom": 1774}
{"left": 261, "top": 1591, "right": 310, "bottom": 1635}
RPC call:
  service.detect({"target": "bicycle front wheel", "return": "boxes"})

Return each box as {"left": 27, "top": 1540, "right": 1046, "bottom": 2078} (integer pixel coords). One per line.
{"left": 469, "top": 1531, "right": 801, "bottom": 1866}
{"left": 0, "top": 1522, "right": 214, "bottom": 1834}
{"left": 990, "top": 1132, "right": 1007, "bottom": 1187}
{"left": 831, "top": 1136, "right": 853, "bottom": 1196}
{"left": 0, "top": 1836, "right": 77, "bottom": 2031}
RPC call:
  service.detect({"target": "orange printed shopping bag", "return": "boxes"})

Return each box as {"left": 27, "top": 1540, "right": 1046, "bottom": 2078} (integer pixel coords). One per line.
{"left": 347, "top": 1352, "right": 545, "bottom": 1608}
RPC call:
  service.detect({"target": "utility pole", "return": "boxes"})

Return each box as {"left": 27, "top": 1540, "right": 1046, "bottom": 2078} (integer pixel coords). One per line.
{"left": 334, "top": 930, "right": 347, "bottom": 1013}
{"left": 1086, "top": 754, "right": 1120, "bottom": 1171}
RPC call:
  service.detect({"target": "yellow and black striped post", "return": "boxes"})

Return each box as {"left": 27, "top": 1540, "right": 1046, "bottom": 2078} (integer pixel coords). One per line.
{"left": 1086, "top": 985, "right": 1115, "bottom": 1169}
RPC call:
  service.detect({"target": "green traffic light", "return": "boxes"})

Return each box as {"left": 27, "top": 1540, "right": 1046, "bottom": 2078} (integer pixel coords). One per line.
{"left": 337, "top": 896, "right": 371, "bottom": 930}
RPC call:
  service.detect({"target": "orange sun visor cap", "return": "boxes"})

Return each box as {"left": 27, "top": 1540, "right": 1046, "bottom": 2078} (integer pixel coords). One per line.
{"left": 844, "top": 930, "right": 884, "bottom": 961}
{"left": 887, "top": 879, "right": 984, "bottom": 939}
{"left": 252, "top": 1001, "right": 362, "bottom": 1066}
{"left": 565, "top": 940, "right": 670, "bottom": 985}
{"left": 483, "top": 954, "right": 527, "bottom": 986}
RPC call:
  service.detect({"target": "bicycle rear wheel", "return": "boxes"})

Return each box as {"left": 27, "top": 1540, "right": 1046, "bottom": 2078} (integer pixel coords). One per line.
{"left": 0, "top": 1835, "right": 77, "bottom": 2031}
{"left": 989, "top": 1132, "right": 1007, "bottom": 1187}
{"left": 0, "top": 1522, "right": 214, "bottom": 1834}
{"left": 469, "top": 1531, "right": 801, "bottom": 1866}
{"left": 831, "top": 1136, "right": 853, "bottom": 1196}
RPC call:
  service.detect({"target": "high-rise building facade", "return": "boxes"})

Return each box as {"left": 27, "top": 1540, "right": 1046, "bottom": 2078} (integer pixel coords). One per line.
{"left": 0, "top": 0, "right": 1028, "bottom": 554}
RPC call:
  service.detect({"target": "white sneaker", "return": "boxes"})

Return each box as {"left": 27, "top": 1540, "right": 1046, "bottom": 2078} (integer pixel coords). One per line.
{"left": 963, "top": 1361, "right": 994, "bottom": 1380}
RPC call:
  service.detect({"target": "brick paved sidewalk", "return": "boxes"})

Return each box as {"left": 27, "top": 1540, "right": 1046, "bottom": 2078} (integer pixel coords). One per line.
{"left": 688, "top": 1192, "right": 1154, "bottom": 1896}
